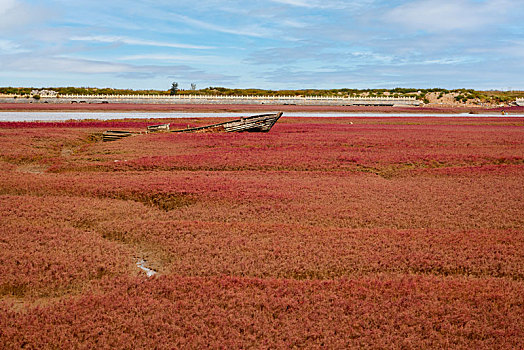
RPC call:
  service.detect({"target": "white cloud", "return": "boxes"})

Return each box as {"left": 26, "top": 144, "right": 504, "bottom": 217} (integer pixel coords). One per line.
{"left": 384, "top": 0, "right": 511, "bottom": 32}
{"left": 0, "top": 0, "right": 48, "bottom": 32}
{"left": 419, "top": 57, "right": 477, "bottom": 65}
{"left": 268, "top": 0, "right": 375, "bottom": 10}
{"left": 117, "top": 54, "right": 231, "bottom": 64}
{"left": 69, "top": 35, "right": 214, "bottom": 50}
{"left": 469, "top": 39, "right": 524, "bottom": 58}
{"left": 268, "top": 0, "right": 341, "bottom": 9}
{"left": 118, "top": 54, "right": 207, "bottom": 61}
{"left": 0, "top": 54, "right": 238, "bottom": 82}
{"left": 0, "top": 39, "right": 25, "bottom": 53}
{"left": 171, "top": 14, "right": 276, "bottom": 38}
{"left": 17, "top": 56, "right": 133, "bottom": 74}
{"left": 280, "top": 19, "right": 308, "bottom": 28}
{"left": 0, "top": 55, "right": 130, "bottom": 74}
{"left": 269, "top": 0, "right": 318, "bottom": 7}
{"left": 0, "top": 0, "right": 16, "bottom": 14}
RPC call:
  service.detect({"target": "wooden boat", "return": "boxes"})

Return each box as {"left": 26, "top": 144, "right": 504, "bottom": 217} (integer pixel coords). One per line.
{"left": 102, "top": 112, "right": 282, "bottom": 141}
{"left": 103, "top": 123, "right": 170, "bottom": 141}
{"left": 147, "top": 123, "right": 170, "bottom": 132}
{"left": 102, "top": 130, "right": 140, "bottom": 142}
{"left": 172, "top": 112, "right": 283, "bottom": 133}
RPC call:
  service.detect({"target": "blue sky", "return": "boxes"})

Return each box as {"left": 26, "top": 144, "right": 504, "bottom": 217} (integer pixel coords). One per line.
{"left": 1, "top": 0, "right": 523, "bottom": 90}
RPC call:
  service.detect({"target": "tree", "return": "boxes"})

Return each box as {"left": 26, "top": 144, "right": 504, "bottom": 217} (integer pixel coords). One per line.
{"left": 190, "top": 83, "right": 197, "bottom": 91}
{"left": 170, "top": 82, "right": 179, "bottom": 95}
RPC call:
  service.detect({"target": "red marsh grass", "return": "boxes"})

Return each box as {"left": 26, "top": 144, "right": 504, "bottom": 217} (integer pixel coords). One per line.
{"left": 0, "top": 116, "right": 523, "bottom": 348}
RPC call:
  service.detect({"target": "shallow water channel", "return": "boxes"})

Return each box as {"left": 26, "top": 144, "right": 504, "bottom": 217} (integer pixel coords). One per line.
{"left": 136, "top": 260, "right": 157, "bottom": 277}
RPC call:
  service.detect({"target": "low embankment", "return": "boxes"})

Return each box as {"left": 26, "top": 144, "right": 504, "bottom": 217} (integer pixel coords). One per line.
{"left": 0, "top": 94, "right": 421, "bottom": 107}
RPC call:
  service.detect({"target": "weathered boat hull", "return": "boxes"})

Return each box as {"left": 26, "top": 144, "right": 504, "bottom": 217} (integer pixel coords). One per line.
{"left": 172, "top": 112, "right": 283, "bottom": 133}
{"left": 102, "top": 130, "right": 137, "bottom": 142}
{"left": 147, "top": 123, "right": 170, "bottom": 132}
{"left": 102, "top": 113, "right": 282, "bottom": 141}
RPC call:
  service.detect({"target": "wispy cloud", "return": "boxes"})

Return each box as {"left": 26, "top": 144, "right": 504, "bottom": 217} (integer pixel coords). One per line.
{"left": 0, "top": 0, "right": 17, "bottom": 15}
{"left": 268, "top": 0, "right": 352, "bottom": 9}
{"left": 0, "top": 39, "right": 26, "bottom": 54}
{"left": 70, "top": 35, "right": 214, "bottom": 50}
{"left": 0, "top": 0, "right": 50, "bottom": 33}
{"left": 384, "top": 0, "right": 512, "bottom": 32}
{"left": 0, "top": 55, "right": 130, "bottom": 74}
{"left": 117, "top": 54, "right": 208, "bottom": 61}
{"left": 0, "top": 53, "right": 238, "bottom": 82}
{"left": 170, "top": 14, "right": 276, "bottom": 38}
{"left": 247, "top": 43, "right": 333, "bottom": 65}
{"left": 269, "top": 0, "right": 320, "bottom": 8}
{"left": 116, "top": 54, "right": 237, "bottom": 65}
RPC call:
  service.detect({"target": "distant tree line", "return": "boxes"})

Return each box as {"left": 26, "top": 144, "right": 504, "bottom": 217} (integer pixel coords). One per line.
{"left": 0, "top": 86, "right": 522, "bottom": 104}
{"left": 0, "top": 87, "right": 173, "bottom": 96}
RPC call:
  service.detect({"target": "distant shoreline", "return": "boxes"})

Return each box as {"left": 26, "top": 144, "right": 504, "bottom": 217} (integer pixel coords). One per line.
{"left": 1, "top": 103, "right": 523, "bottom": 114}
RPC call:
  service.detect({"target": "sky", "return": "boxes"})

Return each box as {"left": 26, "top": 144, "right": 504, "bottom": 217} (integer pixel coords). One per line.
{"left": 0, "top": 0, "right": 523, "bottom": 90}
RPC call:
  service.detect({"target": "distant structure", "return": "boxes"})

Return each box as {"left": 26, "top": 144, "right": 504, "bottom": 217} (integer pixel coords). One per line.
{"left": 31, "top": 89, "right": 58, "bottom": 97}
{"left": 516, "top": 98, "right": 524, "bottom": 106}
{"left": 0, "top": 94, "right": 422, "bottom": 106}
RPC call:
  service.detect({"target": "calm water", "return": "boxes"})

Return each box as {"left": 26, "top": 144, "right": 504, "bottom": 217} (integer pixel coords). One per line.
{"left": 0, "top": 111, "right": 521, "bottom": 121}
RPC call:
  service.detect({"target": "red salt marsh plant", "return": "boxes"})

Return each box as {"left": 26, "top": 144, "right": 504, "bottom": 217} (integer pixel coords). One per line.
{"left": 95, "top": 219, "right": 524, "bottom": 281}
{"left": 1, "top": 170, "right": 522, "bottom": 283}
{"left": 1, "top": 117, "right": 523, "bottom": 174}
{"left": 0, "top": 195, "right": 138, "bottom": 298}
{"left": 1, "top": 168, "right": 522, "bottom": 230}
{"left": 1, "top": 275, "right": 523, "bottom": 349}
{"left": 74, "top": 119, "right": 524, "bottom": 173}
{"left": 1, "top": 117, "right": 523, "bottom": 348}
